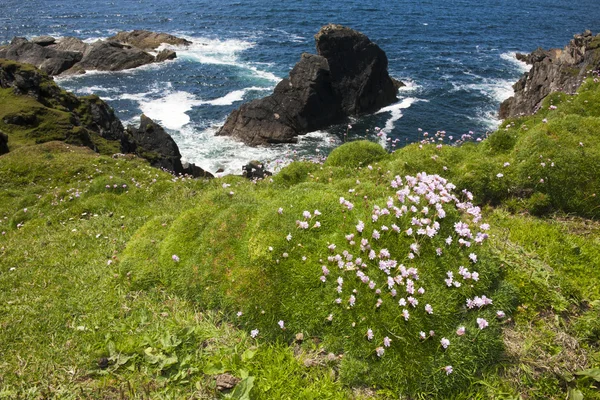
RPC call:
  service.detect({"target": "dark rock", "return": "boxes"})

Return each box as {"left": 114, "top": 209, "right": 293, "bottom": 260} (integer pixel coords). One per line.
{"left": 48, "top": 37, "right": 90, "bottom": 54}
{"left": 127, "top": 114, "right": 213, "bottom": 178}
{"left": 0, "top": 131, "right": 8, "bottom": 155}
{"left": 31, "top": 36, "right": 56, "bottom": 46}
{"left": 0, "top": 37, "right": 82, "bottom": 75}
{"left": 217, "top": 24, "right": 400, "bottom": 145}
{"left": 78, "top": 95, "right": 125, "bottom": 141}
{"left": 108, "top": 30, "right": 192, "bottom": 50}
{"left": 0, "top": 30, "right": 186, "bottom": 76}
{"left": 76, "top": 41, "right": 155, "bottom": 72}
{"left": 97, "top": 357, "right": 109, "bottom": 369}
{"left": 218, "top": 53, "right": 341, "bottom": 145}
{"left": 315, "top": 24, "right": 398, "bottom": 115}
{"left": 3, "top": 112, "right": 38, "bottom": 127}
{"left": 215, "top": 374, "right": 240, "bottom": 392}
{"left": 500, "top": 31, "right": 600, "bottom": 118}
{"left": 242, "top": 160, "right": 272, "bottom": 179}
{"left": 155, "top": 49, "right": 177, "bottom": 62}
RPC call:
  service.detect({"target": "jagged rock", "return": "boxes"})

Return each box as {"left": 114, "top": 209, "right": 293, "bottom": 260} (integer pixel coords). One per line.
{"left": 0, "top": 131, "right": 9, "bottom": 155}
{"left": 215, "top": 374, "right": 240, "bottom": 391}
{"left": 0, "top": 60, "right": 212, "bottom": 178}
{"left": 127, "top": 114, "right": 213, "bottom": 178}
{"left": 155, "top": 49, "right": 177, "bottom": 62}
{"left": 76, "top": 41, "right": 155, "bottom": 72}
{"left": 108, "top": 30, "right": 191, "bottom": 50}
{"left": 242, "top": 160, "right": 272, "bottom": 179}
{"left": 217, "top": 24, "right": 400, "bottom": 145}
{"left": 31, "top": 36, "right": 56, "bottom": 46}
{"left": 0, "top": 30, "right": 190, "bottom": 76}
{"left": 500, "top": 30, "right": 600, "bottom": 118}
{"left": 315, "top": 24, "right": 398, "bottom": 115}
{"left": 0, "top": 37, "right": 82, "bottom": 75}
{"left": 48, "top": 37, "right": 91, "bottom": 54}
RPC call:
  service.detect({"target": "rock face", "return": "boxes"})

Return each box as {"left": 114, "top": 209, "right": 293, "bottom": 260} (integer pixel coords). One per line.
{"left": 217, "top": 24, "right": 401, "bottom": 145}
{"left": 0, "top": 30, "right": 190, "bottom": 76}
{"left": 0, "top": 131, "right": 8, "bottom": 155}
{"left": 0, "top": 59, "right": 212, "bottom": 178}
{"left": 125, "top": 114, "right": 213, "bottom": 178}
{"left": 500, "top": 30, "right": 600, "bottom": 118}
{"left": 108, "top": 30, "right": 192, "bottom": 50}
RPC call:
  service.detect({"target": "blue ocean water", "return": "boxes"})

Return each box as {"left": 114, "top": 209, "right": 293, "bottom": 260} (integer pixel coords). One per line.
{"left": 2, "top": 0, "right": 599, "bottom": 173}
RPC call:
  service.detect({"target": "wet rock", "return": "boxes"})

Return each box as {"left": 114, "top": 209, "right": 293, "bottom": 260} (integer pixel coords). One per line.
{"left": 155, "top": 49, "right": 177, "bottom": 62}
{"left": 217, "top": 24, "right": 400, "bottom": 145}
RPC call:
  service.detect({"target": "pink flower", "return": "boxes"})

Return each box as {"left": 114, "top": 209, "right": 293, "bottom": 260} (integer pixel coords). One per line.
{"left": 425, "top": 304, "right": 433, "bottom": 314}
{"left": 278, "top": 320, "right": 285, "bottom": 329}
{"left": 456, "top": 326, "right": 465, "bottom": 336}
{"left": 477, "top": 318, "right": 489, "bottom": 329}
{"left": 277, "top": 207, "right": 283, "bottom": 214}
{"left": 303, "top": 210, "right": 311, "bottom": 219}
{"left": 419, "top": 331, "right": 426, "bottom": 339}
{"left": 366, "top": 329, "right": 374, "bottom": 340}
{"left": 250, "top": 329, "right": 259, "bottom": 338}
{"left": 440, "top": 338, "right": 450, "bottom": 349}
{"left": 383, "top": 336, "right": 392, "bottom": 347}
{"left": 375, "top": 347, "right": 385, "bottom": 357}
{"left": 444, "top": 365, "right": 453, "bottom": 375}
{"left": 172, "top": 255, "right": 180, "bottom": 262}
{"left": 496, "top": 310, "right": 506, "bottom": 319}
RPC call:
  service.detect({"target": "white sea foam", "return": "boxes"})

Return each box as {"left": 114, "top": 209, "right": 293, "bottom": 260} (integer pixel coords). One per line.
{"left": 376, "top": 97, "right": 418, "bottom": 134}
{"left": 500, "top": 51, "right": 531, "bottom": 74}
{"left": 138, "top": 91, "right": 203, "bottom": 130}
{"left": 198, "top": 87, "right": 271, "bottom": 106}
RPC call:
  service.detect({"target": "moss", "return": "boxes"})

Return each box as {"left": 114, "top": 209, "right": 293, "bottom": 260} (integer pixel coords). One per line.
{"left": 325, "top": 140, "right": 388, "bottom": 167}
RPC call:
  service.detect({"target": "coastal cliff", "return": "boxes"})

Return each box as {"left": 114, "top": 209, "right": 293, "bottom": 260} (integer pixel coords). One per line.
{"left": 500, "top": 30, "right": 600, "bottom": 118}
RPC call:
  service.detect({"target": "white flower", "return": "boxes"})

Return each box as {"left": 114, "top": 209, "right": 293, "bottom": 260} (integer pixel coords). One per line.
{"left": 250, "top": 329, "right": 259, "bottom": 338}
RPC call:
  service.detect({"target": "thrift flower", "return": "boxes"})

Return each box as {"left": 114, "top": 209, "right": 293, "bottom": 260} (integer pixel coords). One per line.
{"left": 278, "top": 320, "right": 285, "bottom": 329}
{"left": 376, "top": 347, "right": 385, "bottom": 357}
{"left": 440, "top": 338, "right": 450, "bottom": 349}
{"left": 444, "top": 365, "right": 453, "bottom": 375}
{"left": 250, "top": 329, "right": 259, "bottom": 338}
{"left": 172, "top": 255, "right": 180, "bottom": 262}
{"left": 366, "top": 329, "right": 374, "bottom": 340}
{"left": 456, "top": 326, "right": 465, "bottom": 336}
{"left": 477, "top": 318, "right": 489, "bottom": 329}
{"left": 383, "top": 336, "right": 392, "bottom": 347}
{"left": 496, "top": 310, "right": 506, "bottom": 319}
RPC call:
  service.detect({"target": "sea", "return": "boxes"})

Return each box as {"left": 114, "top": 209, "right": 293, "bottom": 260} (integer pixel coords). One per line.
{"left": 2, "top": 0, "right": 599, "bottom": 174}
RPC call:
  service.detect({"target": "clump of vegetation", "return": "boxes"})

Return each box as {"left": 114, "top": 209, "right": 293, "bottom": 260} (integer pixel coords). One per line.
{"left": 1, "top": 72, "right": 600, "bottom": 397}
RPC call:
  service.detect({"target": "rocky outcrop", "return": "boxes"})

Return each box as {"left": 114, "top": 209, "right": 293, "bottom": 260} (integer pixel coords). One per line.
{"left": 0, "top": 30, "right": 190, "bottom": 76}
{"left": 107, "top": 30, "right": 192, "bottom": 50}
{"left": 217, "top": 24, "right": 402, "bottom": 145}
{"left": 500, "top": 30, "right": 600, "bottom": 118}
{"left": 125, "top": 114, "right": 213, "bottom": 178}
{"left": 0, "top": 131, "right": 8, "bottom": 155}
{"left": 0, "top": 59, "right": 212, "bottom": 178}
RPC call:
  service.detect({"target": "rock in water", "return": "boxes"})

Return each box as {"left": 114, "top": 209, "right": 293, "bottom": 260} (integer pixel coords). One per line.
{"left": 217, "top": 24, "right": 400, "bottom": 146}
{"left": 500, "top": 30, "right": 600, "bottom": 118}
{"left": 108, "top": 30, "right": 192, "bottom": 50}
{"left": 126, "top": 114, "right": 213, "bottom": 178}
{"left": 76, "top": 41, "right": 155, "bottom": 72}
{"left": 315, "top": 24, "right": 398, "bottom": 115}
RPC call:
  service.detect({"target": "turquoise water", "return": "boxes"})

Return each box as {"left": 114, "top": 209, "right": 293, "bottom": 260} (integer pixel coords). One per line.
{"left": 2, "top": 0, "right": 599, "bottom": 173}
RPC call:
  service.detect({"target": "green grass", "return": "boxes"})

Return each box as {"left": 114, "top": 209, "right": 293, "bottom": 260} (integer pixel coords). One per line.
{"left": 2, "top": 74, "right": 600, "bottom": 397}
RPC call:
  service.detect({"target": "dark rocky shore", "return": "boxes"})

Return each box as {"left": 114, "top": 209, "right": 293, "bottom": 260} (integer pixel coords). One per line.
{"left": 500, "top": 30, "right": 600, "bottom": 118}
{"left": 0, "top": 30, "right": 189, "bottom": 76}
{"left": 0, "top": 59, "right": 212, "bottom": 178}
{"left": 216, "top": 24, "right": 404, "bottom": 146}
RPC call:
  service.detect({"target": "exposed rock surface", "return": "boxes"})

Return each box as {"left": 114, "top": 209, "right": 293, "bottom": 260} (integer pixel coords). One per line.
{"left": 0, "top": 131, "right": 8, "bottom": 155}
{"left": 215, "top": 374, "right": 240, "bottom": 392}
{"left": 108, "top": 30, "right": 192, "bottom": 50}
{"left": 0, "top": 30, "right": 190, "bottom": 76}
{"left": 217, "top": 24, "right": 402, "bottom": 145}
{"left": 0, "top": 59, "right": 212, "bottom": 178}
{"left": 125, "top": 114, "right": 213, "bottom": 178}
{"left": 500, "top": 30, "right": 600, "bottom": 118}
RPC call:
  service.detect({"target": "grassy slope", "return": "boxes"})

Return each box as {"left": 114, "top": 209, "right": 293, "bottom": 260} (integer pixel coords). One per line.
{"left": 1, "top": 77, "right": 600, "bottom": 398}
